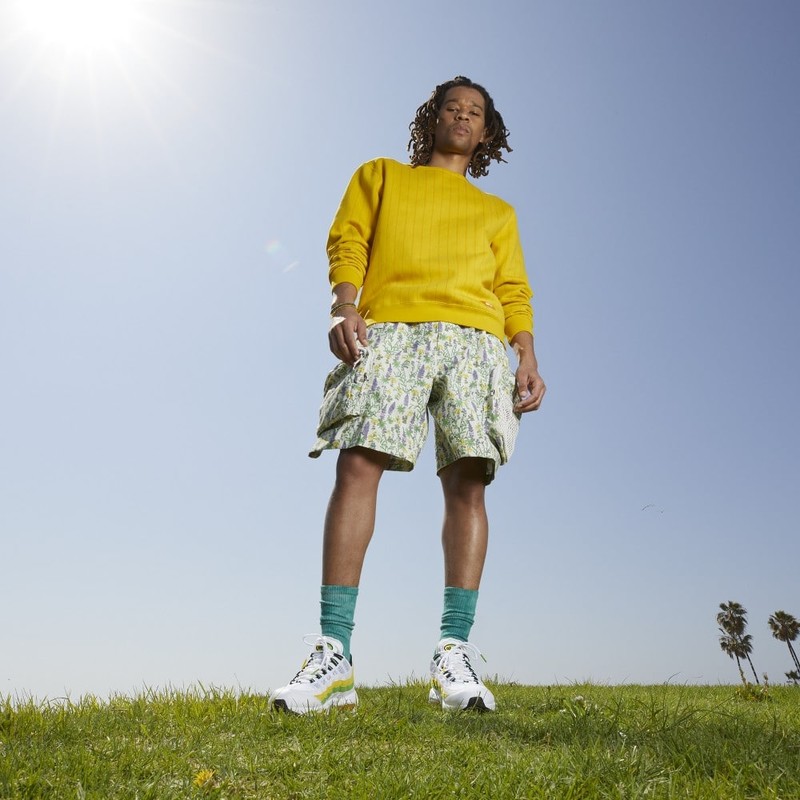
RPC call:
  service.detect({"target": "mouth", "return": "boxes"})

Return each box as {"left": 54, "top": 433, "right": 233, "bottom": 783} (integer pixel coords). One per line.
{"left": 451, "top": 124, "right": 470, "bottom": 135}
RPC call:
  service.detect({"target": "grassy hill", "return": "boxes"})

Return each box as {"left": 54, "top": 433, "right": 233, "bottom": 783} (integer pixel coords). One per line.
{"left": 2, "top": 682, "right": 798, "bottom": 799}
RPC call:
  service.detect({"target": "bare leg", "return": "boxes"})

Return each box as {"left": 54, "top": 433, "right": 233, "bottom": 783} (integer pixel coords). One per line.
{"left": 439, "top": 458, "right": 489, "bottom": 590}
{"left": 322, "top": 447, "right": 389, "bottom": 586}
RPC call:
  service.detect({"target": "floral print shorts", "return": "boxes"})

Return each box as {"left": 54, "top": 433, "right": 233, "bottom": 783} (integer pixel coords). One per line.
{"left": 308, "top": 322, "right": 520, "bottom": 484}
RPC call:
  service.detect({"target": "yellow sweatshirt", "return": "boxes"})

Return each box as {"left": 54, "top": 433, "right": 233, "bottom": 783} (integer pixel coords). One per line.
{"left": 327, "top": 158, "right": 533, "bottom": 343}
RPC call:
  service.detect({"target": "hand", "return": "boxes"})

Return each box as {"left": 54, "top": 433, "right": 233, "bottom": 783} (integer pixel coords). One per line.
{"left": 328, "top": 307, "right": 368, "bottom": 365}
{"left": 514, "top": 364, "right": 546, "bottom": 412}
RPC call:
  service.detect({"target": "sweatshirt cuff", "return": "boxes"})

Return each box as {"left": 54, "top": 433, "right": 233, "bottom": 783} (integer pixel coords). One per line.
{"left": 505, "top": 313, "right": 534, "bottom": 342}
{"left": 329, "top": 266, "right": 365, "bottom": 291}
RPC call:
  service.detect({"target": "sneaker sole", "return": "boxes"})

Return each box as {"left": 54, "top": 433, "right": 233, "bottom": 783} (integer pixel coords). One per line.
{"left": 465, "top": 696, "right": 491, "bottom": 712}
{"left": 271, "top": 697, "right": 358, "bottom": 715}
{"left": 429, "top": 688, "right": 494, "bottom": 713}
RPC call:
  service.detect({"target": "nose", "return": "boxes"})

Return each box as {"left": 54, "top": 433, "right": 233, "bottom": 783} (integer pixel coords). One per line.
{"left": 455, "top": 108, "right": 469, "bottom": 120}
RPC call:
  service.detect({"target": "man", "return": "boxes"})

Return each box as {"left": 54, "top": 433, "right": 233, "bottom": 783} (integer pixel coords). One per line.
{"left": 269, "top": 76, "right": 545, "bottom": 714}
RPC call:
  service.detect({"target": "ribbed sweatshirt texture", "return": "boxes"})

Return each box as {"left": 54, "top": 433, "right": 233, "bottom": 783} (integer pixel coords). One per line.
{"left": 327, "top": 158, "right": 533, "bottom": 343}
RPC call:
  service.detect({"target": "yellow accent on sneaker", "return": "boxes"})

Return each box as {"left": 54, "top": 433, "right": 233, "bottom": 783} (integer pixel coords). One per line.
{"left": 269, "top": 634, "right": 358, "bottom": 715}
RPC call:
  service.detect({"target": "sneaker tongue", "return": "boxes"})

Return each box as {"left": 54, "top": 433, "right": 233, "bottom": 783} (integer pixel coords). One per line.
{"left": 447, "top": 655, "right": 477, "bottom": 682}
{"left": 295, "top": 649, "right": 326, "bottom": 682}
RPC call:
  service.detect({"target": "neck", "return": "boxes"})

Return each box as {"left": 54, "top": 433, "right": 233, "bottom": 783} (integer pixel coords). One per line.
{"left": 427, "top": 151, "right": 471, "bottom": 176}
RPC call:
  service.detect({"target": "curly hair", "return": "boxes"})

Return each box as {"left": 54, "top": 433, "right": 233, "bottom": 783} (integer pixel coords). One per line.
{"left": 407, "top": 76, "right": 512, "bottom": 179}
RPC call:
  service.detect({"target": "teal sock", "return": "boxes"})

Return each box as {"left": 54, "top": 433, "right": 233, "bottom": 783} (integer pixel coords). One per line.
{"left": 440, "top": 586, "right": 479, "bottom": 642}
{"left": 320, "top": 585, "right": 358, "bottom": 661}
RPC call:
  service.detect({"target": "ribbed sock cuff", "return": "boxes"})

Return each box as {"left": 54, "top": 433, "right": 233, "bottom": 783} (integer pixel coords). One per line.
{"left": 440, "top": 586, "right": 479, "bottom": 642}
{"left": 320, "top": 584, "right": 358, "bottom": 660}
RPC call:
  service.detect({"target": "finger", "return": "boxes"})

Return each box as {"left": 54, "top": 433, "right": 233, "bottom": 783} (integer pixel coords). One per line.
{"left": 515, "top": 378, "right": 532, "bottom": 404}
{"left": 329, "top": 336, "right": 348, "bottom": 364}
{"left": 514, "top": 393, "right": 536, "bottom": 412}
{"left": 346, "top": 333, "right": 362, "bottom": 364}
{"left": 516, "top": 399, "right": 539, "bottom": 413}
{"left": 329, "top": 320, "right": 355, "bottom": 364}
{"left": 356, "top": 317, "right": 368, "bottom": 346}
{"left": 517, "top": 381, "right": 545, "bottom": 412}
{"left": 334, "top": 318, "right": 356, "bottom": 361}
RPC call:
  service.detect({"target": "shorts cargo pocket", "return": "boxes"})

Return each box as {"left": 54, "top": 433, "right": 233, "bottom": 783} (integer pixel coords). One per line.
{"left": 315, "top": 349, "right": 373, "bottom": 436}
{"left": 488, "top": 365, "right": 521, "bottom": 464}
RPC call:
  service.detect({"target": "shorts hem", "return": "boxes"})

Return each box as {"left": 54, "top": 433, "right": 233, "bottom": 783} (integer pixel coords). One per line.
{"left": 435, "top": 453, "right": 502, "bottom": 485}
{"left": 309, "top": 437, "right": 415, "bottom": 473}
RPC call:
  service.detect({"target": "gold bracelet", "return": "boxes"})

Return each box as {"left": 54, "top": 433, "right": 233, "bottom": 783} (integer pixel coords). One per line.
{"left": 330, "top": 301, "right": 357, "bottom": 316}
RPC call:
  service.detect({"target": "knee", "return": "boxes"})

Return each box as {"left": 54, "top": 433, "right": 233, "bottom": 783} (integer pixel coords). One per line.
{"left": 440, "top": 459, "right": 487, "bottom": 507}
{"left": 444, "top": 482, "right": 486, "bottom": 509}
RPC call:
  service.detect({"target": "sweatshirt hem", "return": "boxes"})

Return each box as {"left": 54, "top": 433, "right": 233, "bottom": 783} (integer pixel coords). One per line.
{"left": 363, "top": 305, "right": 507, "bottom": 343}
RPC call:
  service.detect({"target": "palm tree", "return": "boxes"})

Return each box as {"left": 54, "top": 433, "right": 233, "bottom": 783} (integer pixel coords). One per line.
{"left": 718, "top": 631, "right": 747, "bottom": 685}
{"left": 768, "top": 610, "right": 800, "bottom": 678}
{"left": 736, "top": 633, "right": 759, "bottom": 685}
{"left": 717, "top": 601, "right": 747, "bottom": 637}
{"left": 717, "top": 601, "right": 760, "bottom": 684}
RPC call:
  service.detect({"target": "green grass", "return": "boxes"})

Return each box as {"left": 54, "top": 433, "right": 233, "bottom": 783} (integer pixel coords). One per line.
{"left": 2, "top": 683, "right": 799, "bottom": 799}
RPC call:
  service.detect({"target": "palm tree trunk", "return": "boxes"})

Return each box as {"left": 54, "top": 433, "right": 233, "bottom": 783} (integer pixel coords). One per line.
{"left": 735, "top": 655, "right": 747, "bottom": 686}
{"left": 788, "top": 641, "right": 800, "bottom": 672}
{"left": 745, "top": 653, "right": 760, "bottom": 684}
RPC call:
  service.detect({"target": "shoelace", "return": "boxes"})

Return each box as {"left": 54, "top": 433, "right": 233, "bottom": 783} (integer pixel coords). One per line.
{"left": 437, "top": 641, "right": 486, "bottom": 684}
{"left": 290, "top": 634, "right": 341, "bottom": 684}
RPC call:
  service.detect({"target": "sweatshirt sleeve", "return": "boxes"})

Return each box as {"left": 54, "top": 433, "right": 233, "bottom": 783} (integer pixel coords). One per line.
{"left": 491, "top": 208, "right": 534, "bottom": 340}
{"left": 326, "top": 160, "right": 384, "bottom": 290}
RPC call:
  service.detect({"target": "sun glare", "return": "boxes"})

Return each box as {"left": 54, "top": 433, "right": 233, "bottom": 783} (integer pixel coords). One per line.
{"left": 16, "top": 0, "right": 140, "bottom": 53}
{"left": 7, "top": 0, "right": 221, "bottom": 168}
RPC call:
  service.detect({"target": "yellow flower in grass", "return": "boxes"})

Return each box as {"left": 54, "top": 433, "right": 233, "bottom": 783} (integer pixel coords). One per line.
{"left": 193, "top": 769, "right": 216, "bottom": 789}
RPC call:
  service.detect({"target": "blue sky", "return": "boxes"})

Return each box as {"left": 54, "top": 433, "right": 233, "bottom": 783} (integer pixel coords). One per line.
{"left": 2, "top": 0, "right": 799, "bottom": 700}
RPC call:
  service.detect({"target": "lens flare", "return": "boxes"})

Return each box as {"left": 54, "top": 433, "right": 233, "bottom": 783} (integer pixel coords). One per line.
{"left": 264, "top": 239, "right": 300, "bottom": 273}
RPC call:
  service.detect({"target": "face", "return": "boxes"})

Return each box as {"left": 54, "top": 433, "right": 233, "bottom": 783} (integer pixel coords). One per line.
{"left": 433, "top": 86, "right": 487, "bottom": 159}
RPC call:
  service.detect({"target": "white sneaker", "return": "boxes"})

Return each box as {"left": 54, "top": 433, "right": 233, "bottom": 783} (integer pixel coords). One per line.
{"left": 269, "top": 635, "right": 357, "bottom": 714}
{"left": 429, "top": 638, "right": 496, "bottom": 712}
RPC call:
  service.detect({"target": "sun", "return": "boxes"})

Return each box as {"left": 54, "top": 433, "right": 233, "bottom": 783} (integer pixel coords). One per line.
{"left": 14, "top": 0, "right": 141, "bottom": 54}
{"left": 5, "top": 0, "right": 220, "bottom": 169}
